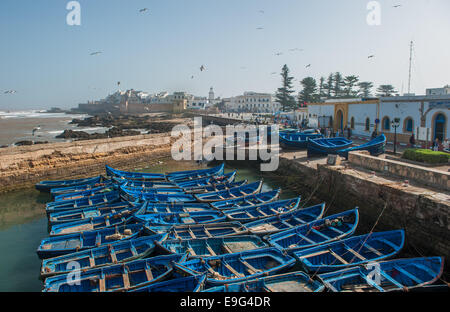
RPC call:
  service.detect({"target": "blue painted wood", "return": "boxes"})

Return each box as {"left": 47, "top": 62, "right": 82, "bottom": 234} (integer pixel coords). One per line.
{"left": 36, "top": 175, "right": 104, "bottom": 193}
{"left": 338, "top": 134, "right": 386, "bottom": 159}
{"left": 244, "top": 202, "right": 326, "bottom": 236}
{"left": 147, "top": 222, "right": 249, "bottom": 240}
{"left": 40, "top": 233, "right": 168, "bottom": 278}
{"left": 194, "top": 181, "right": 263, "bottom": 202}
{"left": 224, "top": 197, "right": 302, "bottom": 223}
{"left": 131, "top": 274, "right": 207, "bottom": 292}
{"left": 280, "top": 132, "right": 324, "bottom": 149}
{"left": 294, "top": 230, "right": 405, "bottom": 273}
{"left": 307, "top": 137, "right": 353, "bottom": 157}
{"left": 43, "top": 253, "right": 188, "bottom": 292}
{"left": 204, "top": 272, "right": 325, "bottom": 292}
{"left": 173, "top": 247, "right": 296, "bottom": 286}
{"left": 210, "top": 189, "right": 281, "bottom": 210}
{"left": 318, "top": 257, "right": 444, "bottom": 292}
{"left": 132, "top": 210, "right": 227, "bottom": 226}
{"left": 266, "top": 209, "right": 359, "bottom": 254}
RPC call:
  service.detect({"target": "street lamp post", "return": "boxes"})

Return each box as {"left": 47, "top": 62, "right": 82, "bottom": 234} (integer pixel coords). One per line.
{"left": 391, "top": 118, "right": 400, "bottom": 154}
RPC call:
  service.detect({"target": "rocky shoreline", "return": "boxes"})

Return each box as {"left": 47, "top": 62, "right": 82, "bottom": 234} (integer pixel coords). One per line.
{"left": 62, "top": 114, "right": 190, "bottom": 140}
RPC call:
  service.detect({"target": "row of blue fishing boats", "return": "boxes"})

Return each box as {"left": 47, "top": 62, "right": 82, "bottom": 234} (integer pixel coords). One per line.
{"left": 35, "top": 163, "right": 446, "bottom": 292}
{"left": 279, "top": 129, "right": 387, "bottom": 158}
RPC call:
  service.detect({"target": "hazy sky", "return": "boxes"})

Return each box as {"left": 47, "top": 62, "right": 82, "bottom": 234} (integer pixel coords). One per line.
{"left": 0, "top": 0, "right": 449, "bottom": 110}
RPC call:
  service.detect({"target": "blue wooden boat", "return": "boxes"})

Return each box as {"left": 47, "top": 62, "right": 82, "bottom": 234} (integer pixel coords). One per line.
{"left": 266, "top": 208, "right": 359, "bottom": 254}
{"left": 155, "top": 235, "right": 268, "bottom": 258}
{"left": 112, "top": 177, "right": 177, "bottom": 188}
{"left": 147, "top": 222, "right": 249, "bottom": 240}
{"left": 36, "top": 175, "right": 104, "bottom": 193}
{"left": 338, "top": 134, "right": 387, "bottom": 159}
{"left": 224, "top": 197, "right": 301, "bottom": 223}
{"left": 37, "top": 223, "right": 147, "bottom": 259}
{"left": 318, "top": 257, "right": 444, "bottom": 292}
{"left": 183, "top": 180, "right": 248, "bottom": 194}
{"left": 173, "top": 247, "right": 296, "bottom": 286}
{"left": 294, "top": 230, "right": 405, "bottom": 273}
{"left": 204, "top": 272, "right": 325, "bottom": 292}
{"left": 121, "top": 188, "right": 197, "bottom": 203}
{"left": 279, "top": 132, "right": 324, "bottom": 149}
{"left": 307, "top": 137, "right": 353, "bottom": 157}
{"left": 175, "top": 171, "right": 237, "bottom": 188}
{"left": 244, "top": 203, "right": 326, "bottom": 236}
{"left": 50, "top": 180, "right": 116, "bottom": 198}
{"left": 120, "top": 185, "right": 186, "bottom": 195}
{"left": 166, "top": 163, "right": 225, "bottom": 182}
{"left": 131, "top": 274, "right": 207, "bottom": 292}
{"left": 45, "top": 191, "right": 123, "bottom": 214}
{"left": 132, "top": 211, "right": 227, "bottom": 226}
{"left": 134, "top": 202, "right": 214, "bottom": 214}
{"left": 53, "top": 184, "right": 118, "bottom": 202}
{"left": 210, "top": 189, "right": 281, "bottom": 210}
{"left": 106, "top": 165, "right": 166, "bottom": 181}
{"left": 48, "top": 202, "right": 136, "bottom": 225}
{"left": 49, "top": 208, "right": 141, "bottom": 236}
{"left": 40, "top": 233, "right": 168, "bottom": 278}
{"left": 194, "top": 181, "right": 263, "bottom": 203}
{"left": 43, "top": 253, "right": 188, "bottom": 292}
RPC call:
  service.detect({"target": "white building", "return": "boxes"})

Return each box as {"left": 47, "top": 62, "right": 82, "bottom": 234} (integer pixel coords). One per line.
{"left": 307, "top": 91, "right": 449, "bottom": 144}
{"left": 226, "top": 92, "right": 280, "bottom": 113}
{"left": 426, "top": 85, "right": 450, "bottom": 96}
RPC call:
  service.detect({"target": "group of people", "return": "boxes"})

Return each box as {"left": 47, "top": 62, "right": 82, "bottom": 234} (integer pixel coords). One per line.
{"left": 316, "top": 127, "right": 352, "bottom": 139}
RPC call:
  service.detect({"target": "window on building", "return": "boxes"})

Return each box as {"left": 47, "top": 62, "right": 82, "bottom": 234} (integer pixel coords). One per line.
{"left": 382, "top": 117, "right": 391, "bottom": 131}
{"left": 404, "top": 118, "right": 414, "bottom": 132}
{"left": 365, "top": 118, "right": 370, "bottom": 131}
{"left": 350, "top": 117, "right": 355, "bottom": 129}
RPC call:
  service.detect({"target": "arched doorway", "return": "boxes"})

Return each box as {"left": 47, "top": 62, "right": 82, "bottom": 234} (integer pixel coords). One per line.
{"left": 433, "top": 113, "right": 446, "bottom": 141}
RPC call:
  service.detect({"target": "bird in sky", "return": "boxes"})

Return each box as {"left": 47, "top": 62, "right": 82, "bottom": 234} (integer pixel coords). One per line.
{"left": 256, "top": 27, "right": 264, "bottom": 30}
{"left": 368, "top": 55, "right": 375, "bottom": 59}
{"left": 4, "top": 90, "right": 17, "bottom": 94}
{"left": 306, "top": 64, "right": 311, "bottom": 68}
{"left": 275, "top": 52, "right": 283, "bottom": 56}
{"left": 270, "top": 72, "right": 277, "bottom": 75}
{"left": 392, "top": 5, "right": 402, "bottom": 8}
{"left": 258, "top": 10, "right": 264, "bottom": 14}
{"left": 90, "top": 51, "right": 102, "bottom": 56}
{"left": 191, "top": 75, "right": 194, "bottom": 79}
{"left": 139, "top": 8, "right": 149, "bottom": 13}
{"left": 200, "top": 65, "right": 206, "bottom": 71}
{"left": 32, "top": 125, "right": 41, "bottom": 136}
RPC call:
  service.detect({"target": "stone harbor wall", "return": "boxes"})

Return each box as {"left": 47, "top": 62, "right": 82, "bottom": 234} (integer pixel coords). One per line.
{"left": 259, "top": 156, "right": 450, "bottom": 267}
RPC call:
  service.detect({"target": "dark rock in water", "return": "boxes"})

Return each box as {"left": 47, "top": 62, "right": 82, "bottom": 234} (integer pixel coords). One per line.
{"left": 56, "top": 130, "right": 91, "bottom": 139}
{"left": 15, "top": 140, "right": 33, "bottom": 146}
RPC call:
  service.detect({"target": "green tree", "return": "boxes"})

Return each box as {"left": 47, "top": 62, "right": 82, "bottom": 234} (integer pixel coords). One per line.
{"left": 343, "top": 75, "right": 360, "bottom": 97}
{"left": 358, "top": 82, "right": 374, "bottom": 97}
{"left": 318, "top": 77, "right": 326, "bottom": 98}
{"left": 333, "top": 72, "right": 345, "bottom": 98}
{"left": 326, "top": 73, "right": 334, "bottom": 98}
{"left": 275, "top": 64, "right": 297, "bottom": 111}
{"left": 299, "top": 77, "right": 318, "bottom": 104}
{"left": 376, "top": 84, "right": 397, "bottom": 97}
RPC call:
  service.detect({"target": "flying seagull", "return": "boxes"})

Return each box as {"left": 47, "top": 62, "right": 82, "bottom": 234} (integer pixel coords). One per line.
{"left": 32, "top": 125, "right": 41, "bottom": 136}
{"left": 392, "top": 5, "right": 402, "bottom": 8}
{"left": 275, "top": 52, "right": 283, "bottom": 56}
{"left": 4, "top": 90, "right": 17, "bottom": 94}
{"left": 191, "top": 75, "right": 194, "bottom": 79}
{"left": 90, "top": 51, "right": 102, "bottom": 56}
{"left": 305, "top": 64, "right": 311, "bottom": 68}
{"left": 200, "top": 65, "right": 206, "bottom": 71}
{"left": 139, "top": 8, "right": 149, "bottom": 13}
{"left": 256, "top": 27, "right": 264, "bottom": 30}
{"left": 368, "top": 55, "right": 375, "bottom": 59}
